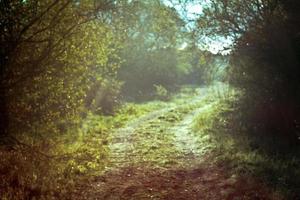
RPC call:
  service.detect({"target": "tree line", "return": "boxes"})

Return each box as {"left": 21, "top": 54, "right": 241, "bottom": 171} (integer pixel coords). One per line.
{"left": 0, "top": 0, "right": 221, "bottom": 141}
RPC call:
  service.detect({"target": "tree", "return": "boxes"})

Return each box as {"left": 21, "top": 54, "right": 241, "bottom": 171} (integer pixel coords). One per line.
{"left": 0, "top": 0, "right": 120, "bottom": 137}
{"left": 195, "top": 0, "right": 300, "bottom": 147}
{"left": 112, "top": 0, "right": 188, "bottom": 99}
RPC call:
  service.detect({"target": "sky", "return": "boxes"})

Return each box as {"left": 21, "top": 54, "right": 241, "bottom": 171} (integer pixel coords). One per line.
{"left": 163, "top": 0, "right": 233, "bottom": 54}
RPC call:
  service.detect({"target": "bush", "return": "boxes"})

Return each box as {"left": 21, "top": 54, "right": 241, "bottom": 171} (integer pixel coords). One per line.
{"left": 0, "top": 122, "right": 109, "bottom": 199}
{"left": 227, "top": 0, "right": 300, "bottom": 150}
{"left": 154, "top": 84, "right": 170, "bottom": 101}
{"left": 85, "top": 79, "right": 122, "bottom": 115}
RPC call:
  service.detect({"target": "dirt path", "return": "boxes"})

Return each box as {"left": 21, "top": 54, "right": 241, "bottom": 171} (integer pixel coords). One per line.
{"left": 171, "top": 103, "right": 215, "bottom": 160}
{"left": 72, "top": 86, "right": 282, "bottom": 200}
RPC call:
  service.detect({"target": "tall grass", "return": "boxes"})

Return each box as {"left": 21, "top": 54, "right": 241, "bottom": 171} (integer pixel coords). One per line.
{"left": 0, "top": 100, "right": 169, "bottom": 199}
{"left": 192, "top": 83, "right": 300, "bottom": 198}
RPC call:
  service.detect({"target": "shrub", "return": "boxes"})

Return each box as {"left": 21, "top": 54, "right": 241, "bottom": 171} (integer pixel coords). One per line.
{"left": 154, "top": 84, "right": 170, "bottom": 101}
{"left": 85, "top": 79, "right": 123, "bottom": 115}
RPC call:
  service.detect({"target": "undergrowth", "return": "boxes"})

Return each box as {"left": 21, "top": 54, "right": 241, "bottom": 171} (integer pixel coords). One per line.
{"left": 0, "top": 100, "right": 168, "bottom": 199}
{"left": 192, "top": 84, "right": 300, "bottom": 199}
{"left": 0, "top": 84, "right": 222, "bottom": 199}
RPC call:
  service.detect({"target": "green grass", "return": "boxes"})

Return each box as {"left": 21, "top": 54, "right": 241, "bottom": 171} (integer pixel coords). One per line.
{"left": 191, "top": 85, "right": 300, "bottom": 198}
{"left": 7, "top": 83, "right": 297, "bottom": 199}
{"left": 0, "top": 86, "right": 195, "bottom": 199}
{"left": 0, "top": 105, "right": 152, "bottom": 198}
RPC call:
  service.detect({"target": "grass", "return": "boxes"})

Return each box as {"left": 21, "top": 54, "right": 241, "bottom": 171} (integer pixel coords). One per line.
{"left": 0, "top": 85, "right": 199, "bottom": 199}
{"left": 0, "top": 105, "right": 163, "bottom": 199}
{"left": 5, "top": 83, "right": 298, "bottom": 199}
{"left": 192, "top": 84, "right": 300, "bottom": 199}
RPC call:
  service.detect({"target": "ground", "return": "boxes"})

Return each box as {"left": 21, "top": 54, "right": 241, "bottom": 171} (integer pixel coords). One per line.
{"left": 71, "top": 84, "right": 283, "bottom": 200}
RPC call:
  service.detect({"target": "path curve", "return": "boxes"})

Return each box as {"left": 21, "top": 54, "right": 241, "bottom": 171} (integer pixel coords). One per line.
{"left": 72, "top": 84, "right": 282, "bottom": 200}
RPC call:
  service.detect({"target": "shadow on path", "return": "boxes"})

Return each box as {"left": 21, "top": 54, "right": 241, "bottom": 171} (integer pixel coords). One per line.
{"left": 73, "top": 156, "right": 281, "bottom": 200}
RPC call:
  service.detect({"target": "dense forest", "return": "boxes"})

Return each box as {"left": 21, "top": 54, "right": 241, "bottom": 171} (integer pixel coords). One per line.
{"left": 0, "top": 0, "right": 299, "bottom": 199}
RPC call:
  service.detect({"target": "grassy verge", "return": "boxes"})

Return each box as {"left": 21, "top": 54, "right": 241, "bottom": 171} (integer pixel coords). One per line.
{"left": 0, "top": 85, "right": 200, "bottom": 199}
{"left": 192, "top": 84, "right": 300, "bottom": 199}
{"left": 0, "top": 99, "right": 170, "bottom": 199}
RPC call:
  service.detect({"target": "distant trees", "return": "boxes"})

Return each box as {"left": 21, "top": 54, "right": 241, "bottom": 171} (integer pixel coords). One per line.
{"left": 112, "top": 0, "right": 221, "bottom": 101}
{"left": 115, "top": 0, "right": 188, "bottom": 100}
{"left": 0, "top": 0, "right": 221, "bottom": 139}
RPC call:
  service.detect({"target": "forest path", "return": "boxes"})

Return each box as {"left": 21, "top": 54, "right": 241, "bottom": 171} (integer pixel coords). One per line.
{"left": 105, "top": 87, "right": 211, "bottom": 169}
{"left": 72, "top": 84, "right": 282, "bottom": 200}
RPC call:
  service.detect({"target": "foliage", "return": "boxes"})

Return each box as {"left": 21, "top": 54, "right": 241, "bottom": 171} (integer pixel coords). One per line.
{"left": 227, "top": 0, "right": 300, "bottom": 148}
{"left": 0, "top": 0, "right": 122, "bottom": 137}
{"left": 0, "top": 98, "right": 168, "bottom": 199}
{"left": 154, "top": 84, "right": 170, "bottom": 101}
{"left": 196, "top": 0, "right": 300, "bottom": 147}
{"left": 0, "top": 1, "right": 122, "bottom": 197}
{"left": 192, "top": 0, "right": 300, "bottom": 197}
{"left": 85, "top": 79, "right": 123, "bottom": 115}
{"left": 115, "top": 0, "right": 191, "bottom": 100}
{"left": 192, "top": 87, "right": 300, "bottom": 198}
{"left": 0, "top": 136, "right": 108, "bottom": 199}
{"left": 6, "top": 0, "right": 300, "bottom": 198}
